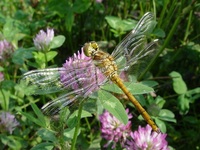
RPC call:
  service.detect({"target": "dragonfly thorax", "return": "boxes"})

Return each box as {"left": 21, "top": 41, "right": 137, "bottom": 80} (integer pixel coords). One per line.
{"left": 83, "top": 41, "right": 119, "bottom": 81}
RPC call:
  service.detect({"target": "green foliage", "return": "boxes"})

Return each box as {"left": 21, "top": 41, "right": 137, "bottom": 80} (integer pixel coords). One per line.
{"left": 105, "top": 16, "right": 137, "bottom": 37}
{"left": 12, "top": 48, "right": 34, "bottom": 65}
{"left": 170, "top": 71, "right": 200, "bottom": 115}
{"left": 102, "top": 82, "right": 155, "bottom": 95}
{"left": 0, "top": 0, "right": 200, "bottom": 149}
{"left": 50, "top": 35, "right": 66, "bottom": 49}
{"left": 98, "top": 89, "right": 129, "bottom": 124}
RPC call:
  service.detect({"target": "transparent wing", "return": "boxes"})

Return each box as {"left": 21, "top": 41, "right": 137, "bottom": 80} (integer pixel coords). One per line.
{"left": 21, "top": 59, "right": 107, "bottom": 115}
{"left": 41, "top": 82, "right": 98, "bottom": 115}
{"left": 111, "top": 12, "right": 158, "bottom": 72}
{"left": 21, "top": 60, "right": 106, "bottom": 94}
{"left": 21, "top": 68, "right": 65, "bottom": 94}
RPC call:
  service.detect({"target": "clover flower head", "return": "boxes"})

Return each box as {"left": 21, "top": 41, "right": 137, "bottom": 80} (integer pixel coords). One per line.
{"left": 0, "top": 112, "right": 19, "bottom": 134}
{"left": 60, "top": 48, "right": 105, "bottom": 96}
{"left": 99, "top": 109, "right": 133, "bottom": 149}
{"left": 125, "top": 124, "right": 169, "bottom": 150}
{"left": 96, "top": 0, "right": 103, "bottom": 3}
{"left": 33, "top": 28, "right": 54, "bottom": 51}
{"left": 0, "top": 40, "right": 13, "bottom": 61}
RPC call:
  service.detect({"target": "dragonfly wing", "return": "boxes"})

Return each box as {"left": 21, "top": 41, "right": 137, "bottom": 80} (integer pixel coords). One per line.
{"left": 42, "top": 88, "right": 84, "bottom": 115}
{"left": 21, "top": 68, "right": 64, "bottom": 94}
{"left": 21, "top": 59, "right": 108, "bottom": 115}
{"left": 111, "top": 12, "right": 158, "bottom": 73}
{"left": 41, "top": 76, "right": 108, "bottom": 115}
{"left": 21, "top": 59, "right": 106, "bottom": 95}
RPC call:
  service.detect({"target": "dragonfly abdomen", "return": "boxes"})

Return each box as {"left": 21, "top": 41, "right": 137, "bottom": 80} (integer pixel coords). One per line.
{"left": 111, "top": 75, "right": 160, "bottom": 133}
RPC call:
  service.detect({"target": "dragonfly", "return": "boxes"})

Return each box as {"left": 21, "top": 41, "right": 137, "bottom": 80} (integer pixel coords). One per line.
{"left": 21, "top": 12, "right": 160, "bottom": 133}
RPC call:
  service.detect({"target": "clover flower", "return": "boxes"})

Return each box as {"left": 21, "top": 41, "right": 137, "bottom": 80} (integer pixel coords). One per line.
{"left": 96, "top": 0, "right": 103, "bottom": 3}
{"left": 59, "top": 48, "right": 105, "bottom": 96}
{"left": 125, "top": 124, "right": 169, "bottom": 150}
{"left": 0, "top": 112, "right": 19, "bottom": 134}
{"left": 33, "top": 28, "right": 54, "bottom": 51}
{"left": 99, "top": 109, "right": 133, "bottom": 149}
{"left": 0, "top": 40, "right": 13, "bottom": 61}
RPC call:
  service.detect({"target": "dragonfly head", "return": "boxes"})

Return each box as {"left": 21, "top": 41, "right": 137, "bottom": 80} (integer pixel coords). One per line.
{"left": 83, "top": 41, "right": 99, "bottom": 57}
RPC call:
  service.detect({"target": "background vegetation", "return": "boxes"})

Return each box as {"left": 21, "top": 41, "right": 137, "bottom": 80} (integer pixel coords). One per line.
{"left": 0, "top": 0, "right": 200, "bottom": 149}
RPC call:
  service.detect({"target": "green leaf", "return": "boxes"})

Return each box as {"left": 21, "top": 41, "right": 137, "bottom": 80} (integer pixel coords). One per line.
{"left": 67, "top": 110, "right": 92, "bottom": 128}
{"left": 155, "top": 118, "right": 166, "bottom": 133}
{"left": 31, "top": 142, "right": 54, "bottom": 150}
{"left": 20, "top": 111, "right": 45, "bottom": 128}
{"left": 186, "top": 87, "right": 200, "bottom": 95}
{"left": 155, "top": 96, "right": 166, "bottom": 109}
{"left": 0, "top": 89, "right": 10, "bottom": 110}
{"left": 169, "top": 71, "right": 187, "bottom": 94}
{"left": 146, "top": 104, "right": 161, "bottom": 116}
{"left": 31, "top": 103, "right": 47, "bottom": 127}
{"left": 3, "top": 18, "right": 26, "bottom": 42}
{"left": 65, "top": 10, "right": 74, "bottom": 32}
{"left": 83, "top": 98, "right": 97, "bottom": 113}
{"left": 46, "top": 51, "right": 58, "bottom": 61}
{"left": 63, "top": 128, "right": 76, "bottom": 140}
{"left": 72, "top": 0, "right": 91, "bottom": 13}
{"left": 102, "top": 82, "right": 154, "bottom": 95}
{"left": 140, "top": 80, "right": 159, "bottom": 87}
{"left": 125, "top": 82, "right": 154, "bottom": 95}
{"left": 33, "top": 51, "right": 56, "bottom": 67}
{"left": 0, "top": 66, "right": 4, "bottom": 71}
{"left": 73, "top": 109, "right": 92, "bottom": 118}
{"left": 153, "top": 28, "right": 166, "bottom": 38}
{"left": 178, "top": 94, "right": 190, "bottom": 115}
{"left": 88, "top": 137, "right": 101, "bottom": 149}
{"left": 158, "top": 109, "right": 176, "bottom": 123}
{"left": 1, "top": 80, "right": 15, "bottom": 90}
{"left": 80, "top": 110, "right": 92, "bottom": 118}
{"left": 186, "top": 87, "right": 200, "bottom": 103}
{"left": 105, "top": 16, "right": 138, "bottom": 37}
{"left": 67, "top": 115, "right": 78, "bottom": 128}
{"left": 159, "top": 109, "right": 175, "bottom": 118}
{"left": 101, "top": 83, "right": 122, "bottom": 94}
{"left": 12, "top": 47, "right": 34, "bottom": 65}
{"left": 50, "top": 35, "right": 65, "bottom": 49}
{"left": 105, "top": 16, "right": 136, "bottom": 32}
{"left": 0, "top": 135, "right": 22, "bottom": 150}
{"left": 98, "top": 90, "right": 128, "bottom": 125}
{"left": 37, "top": 129, "right": 57, "bottom": 142}
{"left": 105, "top": 16, "right": 122, "bottom": 29}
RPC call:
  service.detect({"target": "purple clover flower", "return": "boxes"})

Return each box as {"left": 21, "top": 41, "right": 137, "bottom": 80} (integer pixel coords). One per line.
{"left": 33, "top": 28, "right": 54, "bottom": 51}
{"left": 99, "top": 109, "right": 133, "bottom": 149}
{"left": 96, "top": 0, "right": 103, "bottom": 3}
{"left": 0, "top": 112, "right": 19, "bottom": 134}
{"left": 60, "top": 48, "right": 105, "bottom": 96}
{"left": 125, "top": 125, "right": 169, "bottom": 150}
{"left": 0, "top": 40, "right": 13, "bottom": 61}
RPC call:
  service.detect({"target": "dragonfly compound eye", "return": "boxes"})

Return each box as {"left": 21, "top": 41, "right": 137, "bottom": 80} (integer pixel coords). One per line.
{"left": 83, "top": 42, "right": 99, "bottom": 57}
{"left": 90, "top": 41, "right": 99, "bottom": 51}
{"left": 83, "top": 43, "right": 92, "bottom": 57}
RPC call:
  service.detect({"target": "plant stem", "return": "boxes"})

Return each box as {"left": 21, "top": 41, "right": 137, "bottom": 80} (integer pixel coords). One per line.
{"left": 71, "top": 101, "right": 83, "bottom": 150}
{"left": 44, "top": 52, "right": 48, "bottom": 68}
{"left": 0, "top": 88, "right": 7, "bottom": 110}
{"left": 183, "top": 10, "right": 193, "bottom": 43}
